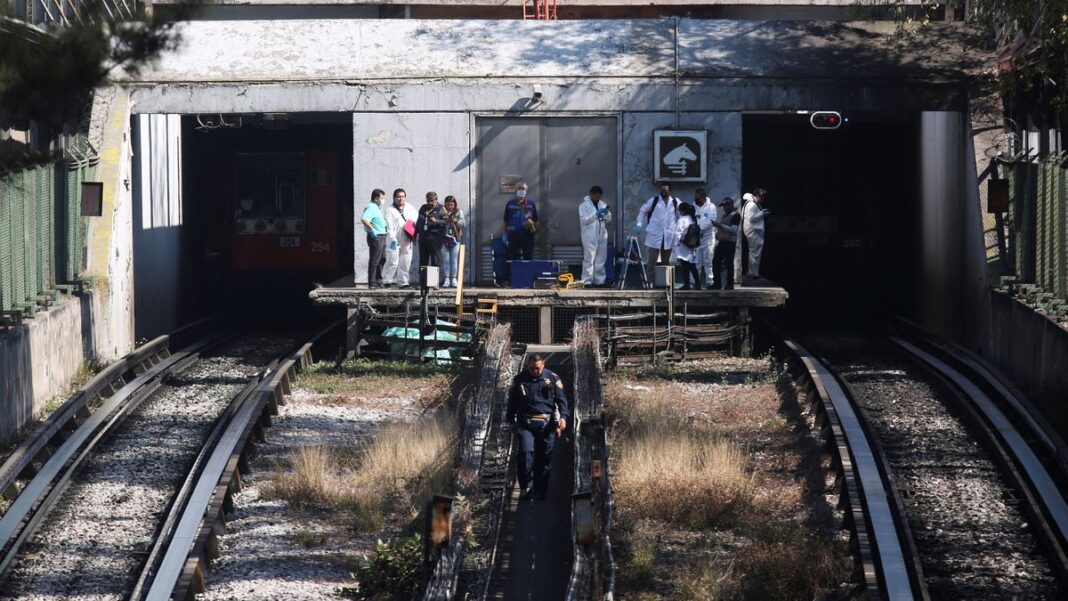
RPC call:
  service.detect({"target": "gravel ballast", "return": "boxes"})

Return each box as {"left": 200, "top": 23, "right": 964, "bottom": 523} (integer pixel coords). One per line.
{"left": 808, "top": 334, "right": 1062, "bottom": 600}
{"left": 0, "top": 336, "right": 293, "bottom": 601}
{"left": 194, "top": 379, "right": 432, "bottom": 601}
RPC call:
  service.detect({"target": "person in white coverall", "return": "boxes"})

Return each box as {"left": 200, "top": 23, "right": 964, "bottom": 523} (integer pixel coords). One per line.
{"left": 736, "top": 188, "right": 769, "bottom": 280}
{"left": 636, "top": 181, "right": 680, "bottom": 277}
{"left": 692, "top": 188, "right": 718, "bottom": 289}
{"left": 382, "top": 188, "right": 419, "bottom": 288}
{"left": 579, "top": 185, "right": 612, "bottom": 286}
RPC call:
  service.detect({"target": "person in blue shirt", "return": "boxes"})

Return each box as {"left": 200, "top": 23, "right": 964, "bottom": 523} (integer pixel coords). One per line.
{"left": 508, "top": 354, "right": 569, "bottom": 501}
{"left": 360, "top": 189, "right": 388, "bottom": 288}
{"left": 502, "top": 182, "right": 539, "bottom": 271}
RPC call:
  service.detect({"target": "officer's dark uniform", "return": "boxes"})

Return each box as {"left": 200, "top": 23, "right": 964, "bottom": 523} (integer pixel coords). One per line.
{"left": 508, "top": 366, "right": 569, "bottom": 497}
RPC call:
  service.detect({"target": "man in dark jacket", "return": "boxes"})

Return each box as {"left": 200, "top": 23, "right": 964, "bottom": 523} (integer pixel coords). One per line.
{"left": 417, "top": 191, "right": 445, "bottom": 273}
{"left": 509, "top": 354, "right": 569, "bottom": 500}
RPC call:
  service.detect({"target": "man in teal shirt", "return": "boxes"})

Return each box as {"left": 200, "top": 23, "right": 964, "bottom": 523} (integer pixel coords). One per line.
{"left": 361, "top": 189, "right": 388, "bottom": 288}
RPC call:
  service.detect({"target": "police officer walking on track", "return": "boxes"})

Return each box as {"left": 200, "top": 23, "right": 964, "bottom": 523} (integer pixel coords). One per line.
{"left": 509, "top": 354, "right": 569, "bottom": 501}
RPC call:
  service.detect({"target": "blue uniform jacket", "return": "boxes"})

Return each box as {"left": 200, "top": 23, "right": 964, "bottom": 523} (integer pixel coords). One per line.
{"left": 504, "top": 198, "right": 538, "bottom": 234}
{"left": 508, "top": 368, "right": 569, "bottom": 423}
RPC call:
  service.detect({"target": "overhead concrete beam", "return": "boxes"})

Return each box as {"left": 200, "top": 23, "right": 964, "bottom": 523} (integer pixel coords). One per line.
{"left": 127, "top": 79, "right": 966, "bottom": 115}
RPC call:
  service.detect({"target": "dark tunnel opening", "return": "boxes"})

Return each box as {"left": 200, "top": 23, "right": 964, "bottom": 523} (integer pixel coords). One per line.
{"left": 742, "top": 112, "right": 921, "bottom": 323}
{"left": 180, "top": 114, "right": 354, "bottom": 320}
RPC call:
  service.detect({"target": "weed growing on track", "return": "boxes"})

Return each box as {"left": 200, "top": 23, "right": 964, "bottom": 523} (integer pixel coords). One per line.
{"left": 607, "top": 357, "right": 851, "bottom": 600}
{"left": 266, "top": 412, "right": 457, "bottom": 531}
{"left": 615, "top": 433, "right": 753, "bottom": 528}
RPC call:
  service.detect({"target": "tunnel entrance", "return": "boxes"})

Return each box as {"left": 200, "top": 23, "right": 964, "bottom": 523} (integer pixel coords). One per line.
{"left": 180, "top": 113, "right": 353, "bottom": 318}
{"left": 742, "top": 112, "right": 921, "bottom": 320}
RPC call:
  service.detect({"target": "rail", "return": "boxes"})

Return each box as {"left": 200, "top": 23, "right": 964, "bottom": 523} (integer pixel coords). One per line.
{"left": 141, "top": 318, "right": 344, "bottom": 601}
{"left": 0, "top": 317, "right": 223, "bottom": 583}
{"left": 421, "top": 325, "right": 512, "bottom": 601}
{"left": 565, "top": 319, "right": 615, "bottom": 601}
{"left": 888, "top": 320, "right": 1068, "bottom": 589}
{"left": 769, "top": 325, "right": 922, "bottom": 601}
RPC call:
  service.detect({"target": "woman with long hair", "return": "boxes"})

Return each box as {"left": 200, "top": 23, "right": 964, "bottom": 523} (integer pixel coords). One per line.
{"left": 440, "top": 195, "right": 466, "bottom": 287}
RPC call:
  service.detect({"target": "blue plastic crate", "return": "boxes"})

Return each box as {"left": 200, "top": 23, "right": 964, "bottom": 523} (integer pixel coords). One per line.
{"left": 510, "top": 260, "right": 560, "bottom": 289}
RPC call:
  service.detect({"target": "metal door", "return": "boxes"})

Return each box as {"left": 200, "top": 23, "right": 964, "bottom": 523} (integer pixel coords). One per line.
{"left": 476, "top": 117, "right": 617, "bottom": 283}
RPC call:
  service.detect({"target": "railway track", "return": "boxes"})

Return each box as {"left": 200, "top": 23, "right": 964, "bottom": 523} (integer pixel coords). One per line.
{"left": 0, "top": 318, "right": 339, "bottom": 601}
{"left": 773, "top": 321, "right": 1068, "bottom": 600}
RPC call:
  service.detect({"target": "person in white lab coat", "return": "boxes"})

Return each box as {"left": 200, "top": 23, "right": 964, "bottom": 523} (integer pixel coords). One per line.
{"left": 636, "top": 181, "right": 680, "bottom": 278}
{"left": 382, "top": 188, "right": 419, "bottom": 288}
{"left": 741, "top": 188, "right": 769, "bottom": 279}
{"left": 673, "top": 202, "right": 701, "bottom": 290}
{"left": 692, "top": 188, "right": 718, "bottom": 289}
{"left": 578, "top": 185, "right": 612, "bottom": 286}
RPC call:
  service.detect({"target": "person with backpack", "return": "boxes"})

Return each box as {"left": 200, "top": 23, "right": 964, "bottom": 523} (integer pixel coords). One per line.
{"left": 674, "top": 202, "right": 702, "bottom": 290}
{"left": 636, "top": 181, "right": 680, "bottom": 279}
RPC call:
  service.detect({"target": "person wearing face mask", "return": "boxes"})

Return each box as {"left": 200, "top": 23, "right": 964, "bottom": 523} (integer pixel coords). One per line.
{"left": 503, "top": 182, "right": 540, "bottom": 276}
{"left": 578, "top": 185, "right": 612, "bottom": 287}
{"left": 636, "top": 181, "right": 679, "bottom": 279}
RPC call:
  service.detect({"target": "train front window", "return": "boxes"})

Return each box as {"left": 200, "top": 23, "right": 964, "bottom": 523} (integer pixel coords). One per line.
{"left": 235, "top": 153, "right": 306, "bottom": 225}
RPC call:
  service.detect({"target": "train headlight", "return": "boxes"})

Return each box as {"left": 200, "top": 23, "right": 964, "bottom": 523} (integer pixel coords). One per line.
{"left": 295, "top": 220, "right": 306, "bottom": 233}
{"left": 274, "top": 220, "right": 287, "bottom": 232}
{"left": 255, "top": 220, "right": 267, "bottom": 232}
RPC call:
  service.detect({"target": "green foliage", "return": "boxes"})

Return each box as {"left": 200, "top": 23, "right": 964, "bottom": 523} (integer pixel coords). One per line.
{"left": 971, "top": 0, "right": 1068, "bottom": 112}
{"left": 0, "top": 2, "right": 195, "bottom": 171}
{"left": 343, "top": 536, "right": 423, "bottom": 601}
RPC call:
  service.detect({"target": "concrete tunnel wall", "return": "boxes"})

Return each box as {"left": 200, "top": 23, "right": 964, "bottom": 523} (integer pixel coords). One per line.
{"left": 350, "top": 111, "right": 743, "bottom": 284}
{"left": 918, "top": 110, "right": 988, "bottom": 344}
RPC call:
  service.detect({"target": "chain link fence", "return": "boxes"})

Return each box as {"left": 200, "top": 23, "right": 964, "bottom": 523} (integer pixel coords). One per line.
{"left": 1000, "top": 154, "right": 1068, "bottom": 323}
{"left": 0, "top": 156, "right": 96, "bottom": 323}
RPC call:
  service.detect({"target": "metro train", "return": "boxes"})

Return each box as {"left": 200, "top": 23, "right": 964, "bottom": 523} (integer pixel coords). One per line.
{"left": 229, "top": 150, "right": 339, "bottom": 275}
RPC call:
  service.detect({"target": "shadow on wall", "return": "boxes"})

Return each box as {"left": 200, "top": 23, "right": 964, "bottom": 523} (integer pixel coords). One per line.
{"left": 0, "top": 326, "right": 34, "bottom": 446}
{"left": 985, "top": 290, "right": 1068, "bottom": 436}
{"left": 132, "top": 224, "right": 181, "bottom": 342}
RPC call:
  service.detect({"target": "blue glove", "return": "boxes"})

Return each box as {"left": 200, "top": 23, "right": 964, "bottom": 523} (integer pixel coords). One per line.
{"left": 389, "top": 240, "right": 398, "bottom": 251}
{"left": 597, "top": 208, "right": 609, "bottom": 217}
{"left": 635, "top": 224, "right": 644, "bottom": 237}
{"left": 501, "top": 232, "right": 509, "bottom": 244}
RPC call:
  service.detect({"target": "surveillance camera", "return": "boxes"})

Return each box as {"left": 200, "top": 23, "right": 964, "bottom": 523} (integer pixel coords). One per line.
{"left": 532, "top": 84, "right": 544, "bottom": 101}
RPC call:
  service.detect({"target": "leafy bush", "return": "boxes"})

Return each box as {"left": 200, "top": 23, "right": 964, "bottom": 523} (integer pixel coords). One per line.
{"left": 344, "top": 536, "right": 423, "bottom": 601}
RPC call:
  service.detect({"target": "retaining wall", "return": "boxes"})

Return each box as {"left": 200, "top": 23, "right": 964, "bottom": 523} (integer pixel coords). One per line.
{"left": 983, "top": 289, "right": 1068, "bottom": 435}
{"left": 0, "top": 295, "right": 91, "bottom": 445}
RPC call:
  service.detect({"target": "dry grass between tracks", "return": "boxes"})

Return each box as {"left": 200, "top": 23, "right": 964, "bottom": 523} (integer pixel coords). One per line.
{"left": 267, "top": 408, "right": 457, "bottom": 531}
{"left": 607, "top": 357, "right": 852, "bottom": 601}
